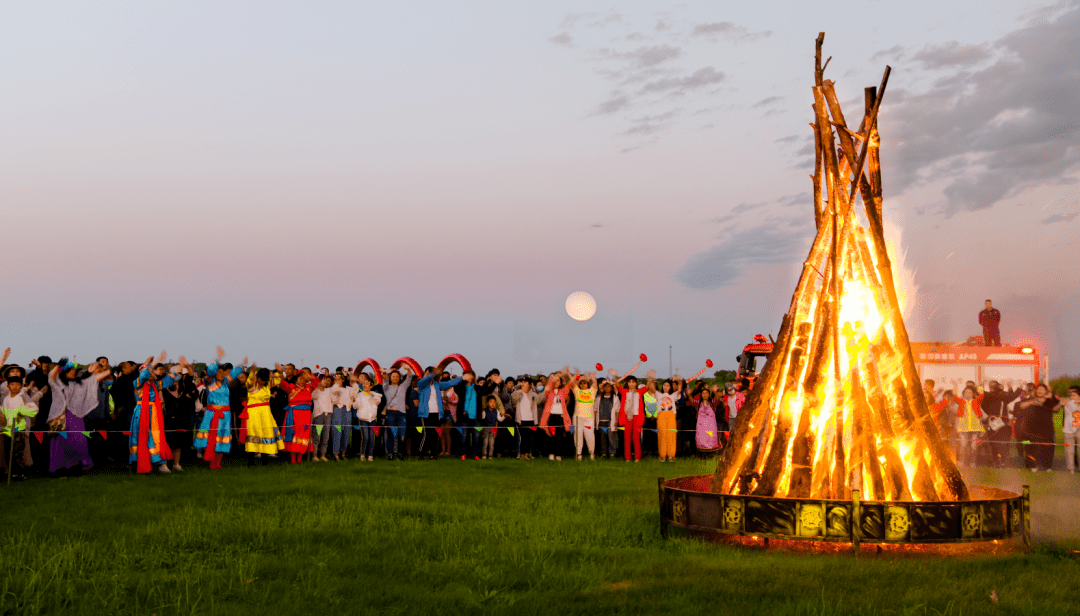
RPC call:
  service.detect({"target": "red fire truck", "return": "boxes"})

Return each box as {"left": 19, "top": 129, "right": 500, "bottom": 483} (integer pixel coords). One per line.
{"left": 911, "top": 338, "right": 1043, "bottom": 388}
{"left": 735, "top": 334, "right": 1044, "bottom": 389}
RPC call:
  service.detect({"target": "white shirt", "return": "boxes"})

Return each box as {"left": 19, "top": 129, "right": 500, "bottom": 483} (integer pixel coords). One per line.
{"left": 312, "top": 388, "right": 334, "bottom": 417}
{"left": 1063, "top": 399, "right": 1080, "bottom": 434}
{"left": 354, "top": 389, "right": 383, "bottom": 423}
{"left": 428, "top": 384, "right": 440, "bottom": 416}
{"left": 624, "top": 391, "right": 639, "bottom": 419}
{"left": 516, "top": 390, "right": 538, "bottom": 422}
{"left": 550, "top": 393, "right": 564, "bottom": 416}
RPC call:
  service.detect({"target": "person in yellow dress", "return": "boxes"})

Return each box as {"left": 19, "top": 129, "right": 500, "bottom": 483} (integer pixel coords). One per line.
{"left": 243, "top": 365, "right": 283, "bottom": 463}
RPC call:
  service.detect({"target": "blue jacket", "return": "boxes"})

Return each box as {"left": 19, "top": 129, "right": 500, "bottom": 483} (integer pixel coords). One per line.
{"left": 417, "top": 373, "right": 460, "bottom": 421}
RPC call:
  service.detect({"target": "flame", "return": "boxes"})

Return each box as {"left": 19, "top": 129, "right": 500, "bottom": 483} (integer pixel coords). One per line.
{"left": 716, "top": 207, "right": 965, "bottom": 503}
{"left": 883, "top": 211, "right": 917, "bottom": 320}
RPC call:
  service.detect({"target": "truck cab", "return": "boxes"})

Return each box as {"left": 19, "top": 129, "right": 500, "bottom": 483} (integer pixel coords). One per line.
{"left": 737, "top": 334, "right": 773, "bottom": 389}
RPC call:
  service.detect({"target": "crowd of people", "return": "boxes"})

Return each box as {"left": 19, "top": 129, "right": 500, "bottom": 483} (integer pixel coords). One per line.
{"left": 925, "top": 378, "right": 1079, "bottom": 473}
{"left": 0, "top": 347, "right": 750, "bottom": 479}
{"left": 3, "top": 344, "right": 1075, "bottom": 482}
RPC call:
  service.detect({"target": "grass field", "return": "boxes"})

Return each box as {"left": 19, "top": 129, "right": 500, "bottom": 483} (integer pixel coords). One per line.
{"left": 1, "top": 457, "right": 1078, "bottom": 616}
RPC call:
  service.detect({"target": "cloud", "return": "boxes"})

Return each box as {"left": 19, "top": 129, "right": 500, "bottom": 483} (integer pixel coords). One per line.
{"left": 690, "top": 22, "right": 771, "bottom": 43}
{"left": 675, "top": 220, "right": 814, "bottom": 289}
{"left": 752, "top": 96, "right": 784, "bottom": 109}
{"left": 560, "top": 12, "right": 598, "bottom": 29}
{"left": 640, "top": 66, "right": 724, "bottom": 94}
{"left": 774, "top": 134, "right": 800, "bottom": 144}
{"left": 615, "top": 44, "right": 682, "bottom": 69}
{"left": 549, "top": 32, "right": 573, "bottom": 47}
{"left": 586, "top": 13, "right": 624, "bottom": 28}
{"left": 912, "top": 41, "right": 991, "bottom": 69}
{"left": 883, "top": 6, "right": 1080, "bottom": 215}
{"left": 593, "top": 94, "right": 631, "bottom": 115}
{"left": 1040, "top": 212, "right": 1078, "bottom": 223}
{"left": 870, "top": 44, "right": 906, "bottom": 63}
{"left": 625, "top": 110, "right": 680, "bottom": 135}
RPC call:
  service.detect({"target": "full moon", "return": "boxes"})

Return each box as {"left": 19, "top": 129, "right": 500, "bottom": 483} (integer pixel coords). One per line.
{"left": 565, "top": 291, "right": 597, "bottom": 321}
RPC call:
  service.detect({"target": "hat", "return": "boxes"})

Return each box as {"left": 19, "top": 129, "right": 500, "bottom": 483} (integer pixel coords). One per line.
{"left": 5, "top": 374, "right": 22, "bottom": 384}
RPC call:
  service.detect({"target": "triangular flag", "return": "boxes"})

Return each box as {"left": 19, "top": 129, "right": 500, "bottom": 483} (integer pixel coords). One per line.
{"left": 568, "top": 425, "right": 574, "bottom": 434}
{"left": 474, "top": 427, "right": 482, "bottom": 433}
{"left": 508, "top": 427, "right": 515, "bottom": 436}
{"left": 455, "top": 427, "right": 464, "bottom": 435}
{"left": 707, "top": 431, "right": 713, "bottom": 437}
{"left": 491, "top": 428, "right": 497, "bottom": 435}
{"left": 315, "top": 425, "right": 323, "bottom": 435}
{"left": 436, "top": 427, "right": 443, "bottom": 437}
{"left": 416, "top": 426, "right": 423, "bottom": 433}
{"left": 59, "top": 431, "right": 68, "bottom": 439}
{"left": 373, "top": 427, "right": 380, "bottom": 437}
{"left": 602, "top": 427, "right": 608, "bottom": 433}
{"left": 82, "top": 431, "right": 92, "bottom": 438}
{"left": 122, "top": 431, "right": 132, "bottom": 436}
{"left": 529, "top": 427, "right": 537, "bottom": 432}
{"left": 33, "top": 431, "right": 44, "bottom": 444}
{"left": 98, "top": 430, "right": 108, "bottom": 440}
{"left": 334, "top": 425, "right": 342, "bottom": 433}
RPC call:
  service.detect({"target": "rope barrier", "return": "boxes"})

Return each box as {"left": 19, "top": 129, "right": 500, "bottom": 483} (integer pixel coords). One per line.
{"left": 7, "top": 425, "right": 1077, "bottom": 446}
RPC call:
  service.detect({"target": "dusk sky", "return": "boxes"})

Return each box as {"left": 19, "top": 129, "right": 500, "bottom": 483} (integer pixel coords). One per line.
{"left": 2, "top": 2, "right": 1078, "bottom": 377}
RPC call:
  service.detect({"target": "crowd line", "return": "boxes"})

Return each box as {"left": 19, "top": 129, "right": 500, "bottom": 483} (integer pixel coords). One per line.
{"left": 2, "top": 347, "right": 1076, "bottom": 481}
{"left": 0, "top": 348, "right": 744, "bottom": 479}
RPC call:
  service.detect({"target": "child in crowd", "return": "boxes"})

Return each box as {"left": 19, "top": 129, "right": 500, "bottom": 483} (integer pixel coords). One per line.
{"left": 594, "top": 380, "right": 620, "bottom": 459}
{"left": 480, "top": 395, "right": 501, "bottom": 459}
{"left": 570, "top": 371, "right": 597, "bottom": 460}
{"left": 654, "top": 379, "right": 681, "bottom": 462}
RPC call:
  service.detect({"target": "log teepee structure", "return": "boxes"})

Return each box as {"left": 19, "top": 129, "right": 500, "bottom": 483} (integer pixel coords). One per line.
{"left": 710, "top": 34, "right": 969, "bottom": 503}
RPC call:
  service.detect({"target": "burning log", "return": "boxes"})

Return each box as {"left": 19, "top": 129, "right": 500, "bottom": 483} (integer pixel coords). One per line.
{"left": 712, "top": 33, "right": 970, "bottom": 504}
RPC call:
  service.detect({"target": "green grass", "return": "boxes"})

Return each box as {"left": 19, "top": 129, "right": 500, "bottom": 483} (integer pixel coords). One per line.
{"left": 1, "top": 457, "right": 1078, "bottom": 616}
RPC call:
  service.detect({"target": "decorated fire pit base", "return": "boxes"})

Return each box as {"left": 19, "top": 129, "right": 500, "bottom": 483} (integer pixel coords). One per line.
{"left": 659, "top": 476, "right": 1030, "bottom": 554}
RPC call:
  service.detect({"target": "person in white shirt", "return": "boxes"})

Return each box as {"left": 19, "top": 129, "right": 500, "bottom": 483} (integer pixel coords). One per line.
{"left": 311, "top": 376, "right": 335, "bottom": 462}
{"left": 511, "top": 378, "right": 543, "bottom": 459}
{"left": 352, "top": 373, "right": 383, "bottom": 461}
{"left": 329, "top": 374, "right": 353, "bottom": 461}
{"left": 1057, "top": 386, "right": 1080, "bottom": 473}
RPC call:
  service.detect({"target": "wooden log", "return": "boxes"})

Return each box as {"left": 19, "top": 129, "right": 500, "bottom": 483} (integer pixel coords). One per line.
{"left": 812, "top": 121, "right": 823, "bottom": 230}
{"left": 815, "top": 32, "right": 825, "bottom": 87}
{"left": 846, "top": 66, "right": 891, "bottom": 203}
{"left": 786, "top": 394, "right": 816, "bottom": 498}
{"left": 850, "top": 370, "right": 886, "bottom": 501}
{"left": 751, "top": 396, "right": 794, "bottom": 496}
{"left": 911, "top": 455, "right": 940, "bottom": 502}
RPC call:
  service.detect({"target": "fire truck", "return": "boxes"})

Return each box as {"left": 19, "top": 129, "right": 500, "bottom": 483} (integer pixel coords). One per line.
{"left": 735, "top": 334, "right": 1043, "bottom": 389}
{"left": 911, "top": 337, "right": 1043, "bottom": 388}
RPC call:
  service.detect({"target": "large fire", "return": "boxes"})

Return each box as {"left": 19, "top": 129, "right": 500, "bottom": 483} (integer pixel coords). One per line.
{"left": 710, "top": 36, "right": 967, "bottom": 504}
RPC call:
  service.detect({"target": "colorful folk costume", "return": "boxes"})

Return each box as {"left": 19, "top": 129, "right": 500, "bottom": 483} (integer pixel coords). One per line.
{"left": 194, "top": 362, "right": 243, "bottom": 470}
{"left": 244, "top": 369, "right": 283, "bottom": 455}
{"left": 279, "top": 376, "right": 317, "bottom": 464}
{"left": 693, "top": 396, "right": 721, "bottom": 455}
{"left": 47, "top": 365, "right": 101, "bottom": 473}
{"left": 129, "top": 367, "right": 175, "bottom": 473}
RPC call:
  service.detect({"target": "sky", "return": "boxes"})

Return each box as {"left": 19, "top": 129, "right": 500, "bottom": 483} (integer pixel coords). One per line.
{"left": 1, "top": 1, "right": 1078, "bottom": 377}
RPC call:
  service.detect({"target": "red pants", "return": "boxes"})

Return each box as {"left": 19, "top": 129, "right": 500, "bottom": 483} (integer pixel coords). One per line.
{"left": 623, "top": 424, "right": 642, "bottom": 461}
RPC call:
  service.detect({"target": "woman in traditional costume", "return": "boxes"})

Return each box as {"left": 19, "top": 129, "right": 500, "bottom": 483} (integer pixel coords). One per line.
{"left": 693, "top": 385, "right": 722, "bottom": 456}
{"left": 276, "top": 363, "right": 316, "bottom": 465}
{"left": 129, "top": 352, "right": 182, "bottom": 474}
{"left": 194, "top": 348, "right": 244, "bottom": 470}
{"left": 243, "top": 365, "right": 283, "bottom": 463}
